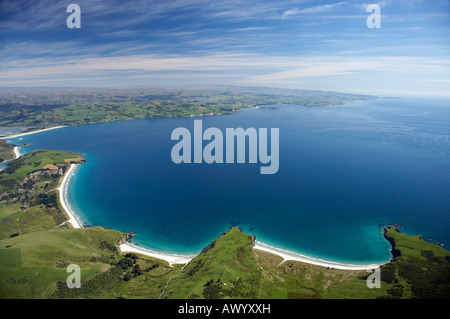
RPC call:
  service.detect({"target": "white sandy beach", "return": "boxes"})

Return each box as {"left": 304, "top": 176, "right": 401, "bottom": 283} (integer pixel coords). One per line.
{"left": 2, "top": 126, "right": 65, "bottom": 139}
{"left": 119, "top": 243, "right": 194, "bottom": 267}
{"left": 58, "top": 164, "right": 83, "bottom": 229}
{"left": 253, "top": 241, "right": 384, "bottom": 270}
{"left": 13, "top": 146, "right": 21, "bottom": 159}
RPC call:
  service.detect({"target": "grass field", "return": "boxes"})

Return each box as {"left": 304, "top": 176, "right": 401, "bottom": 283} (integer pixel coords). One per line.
{"left": 0, "top": 227, "right": 123, "bottom": 298}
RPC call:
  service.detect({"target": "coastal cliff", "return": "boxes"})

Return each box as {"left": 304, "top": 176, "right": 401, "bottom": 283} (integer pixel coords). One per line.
{"left": 0, "top": 139, "right": 15, "bottom": 162}
{"left": 382, "top": 226, "right": 402, "bottom": 260}
{"left": 377, "top": 225, "right": 450, "bottom": 299}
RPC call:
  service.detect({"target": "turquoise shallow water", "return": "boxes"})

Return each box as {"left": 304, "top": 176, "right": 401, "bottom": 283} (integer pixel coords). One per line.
{"left": 6, "top": 97, "right": 450, "bottom": 265}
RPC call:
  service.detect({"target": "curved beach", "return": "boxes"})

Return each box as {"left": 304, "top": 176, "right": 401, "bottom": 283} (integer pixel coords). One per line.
{"left": 58, "top": 164, "right": 83, "bottom": 229}
{"left": 253, "top": 241, "right": 385, "bottom": 270}
{"left": 57, "top": 164, "right": 387, "bottom": 269}
{"left": 58, "top": 163, "right": 196, "bottom": 266}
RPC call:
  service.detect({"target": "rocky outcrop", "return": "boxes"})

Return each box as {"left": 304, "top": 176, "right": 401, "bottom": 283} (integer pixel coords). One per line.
{"left": 18, "top": 166, "right": 65, "bottom": 186}
{"left": 383, "top": 226, "right": 402, "bottom": 260}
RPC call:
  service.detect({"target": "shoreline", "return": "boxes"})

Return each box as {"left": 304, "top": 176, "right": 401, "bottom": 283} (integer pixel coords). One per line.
{"left": 2, "top": 126, "right": 65, "bottom": 139}
{"left": 56, "top": 159, "right": 388, "bottom": 270}
{"left": 119, "top": 243, "right": 195, "bottom": 267}
{"left": 0, "top": 146, "right": 21, "bottom": 171}
{"left": 13, "top": 146, "right": 20, "bottom": 159}
{"left": 58, "top": 164, "right": 83, "bottom": 229}
{"left": 57, "top": 163, "right": 197, "bottom": 266}
{"left": 253, "top": 241, "right": 386, "bottom": 270}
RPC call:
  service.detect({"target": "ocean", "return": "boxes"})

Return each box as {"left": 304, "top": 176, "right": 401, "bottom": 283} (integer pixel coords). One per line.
{"left": 6, "top": 96, "right": 450, "bottom": 265}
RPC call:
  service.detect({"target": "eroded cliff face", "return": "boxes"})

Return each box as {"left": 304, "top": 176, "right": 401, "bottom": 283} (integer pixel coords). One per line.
{"left": 0, "top": 139, "right": 15, "bottom": 162}
{"left": 18, "top": 166, "right": 64, "bottom": 187}
{"left": 383, "top": 226, "right": 402, "bottom": 260}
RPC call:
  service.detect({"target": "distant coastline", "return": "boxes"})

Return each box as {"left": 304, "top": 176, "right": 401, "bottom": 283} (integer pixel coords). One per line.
{"left": 2, "top": 126, "right": 66, "bottom": 139}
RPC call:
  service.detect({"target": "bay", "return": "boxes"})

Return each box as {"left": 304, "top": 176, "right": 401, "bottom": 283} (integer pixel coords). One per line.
{"left": 7, "top": 96, "right": 450, "bottom": 265}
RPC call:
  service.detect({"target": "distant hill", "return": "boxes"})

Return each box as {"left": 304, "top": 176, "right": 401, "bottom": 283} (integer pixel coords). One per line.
{"left": 0, "top": 85, "right": 377, "bottom": 129}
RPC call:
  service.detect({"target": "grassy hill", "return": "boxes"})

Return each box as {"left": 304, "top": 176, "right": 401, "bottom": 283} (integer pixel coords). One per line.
{"left": 161, "top": 227, "right": 262, "bottom": 299}
{"left": 377, "top": 227, "right": 450, "bottom": 298}
{"left": 0, "top": 227, "right": 123, "bottom": 298}
{"left": 322, "top": 226, "right": 450, "bottom": 299}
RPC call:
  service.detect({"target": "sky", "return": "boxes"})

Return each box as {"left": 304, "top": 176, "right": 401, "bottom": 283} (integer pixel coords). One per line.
{"left": 0, "top": 0, "right": 449, "bottom": 96}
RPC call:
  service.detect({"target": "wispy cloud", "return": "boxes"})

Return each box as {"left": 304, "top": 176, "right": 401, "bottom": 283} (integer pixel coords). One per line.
{"left": 282, "top": 1, "right": 348, "bottom": 19}
{"left": 1, "top": 52, "right": 448, "bottom": 83}
{"left": 0, "top": 0, "right": 449, "bottom": 95}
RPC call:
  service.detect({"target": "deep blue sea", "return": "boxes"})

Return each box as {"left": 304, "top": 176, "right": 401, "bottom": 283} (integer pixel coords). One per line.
{"left": 6, "top": 97, "right": 450, "bottom": 265}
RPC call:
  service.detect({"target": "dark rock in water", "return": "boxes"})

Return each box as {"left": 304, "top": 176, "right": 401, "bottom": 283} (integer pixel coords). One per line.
{"left": 201, "top": 240, "right": 216, "bottom": 253}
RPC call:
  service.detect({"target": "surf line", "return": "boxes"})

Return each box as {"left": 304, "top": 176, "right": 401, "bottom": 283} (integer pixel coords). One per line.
{"left": 170, "top": 120, "right": 279, "bottom": 174}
